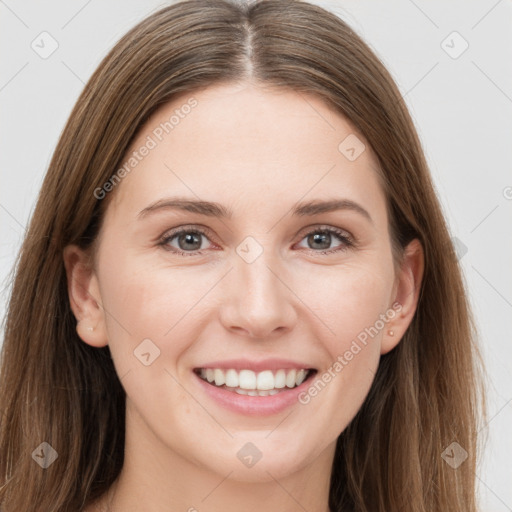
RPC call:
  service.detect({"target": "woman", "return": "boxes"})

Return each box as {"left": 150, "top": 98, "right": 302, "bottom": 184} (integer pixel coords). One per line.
{"left": 0, "top": 0, "right": 486, "bottom": 510}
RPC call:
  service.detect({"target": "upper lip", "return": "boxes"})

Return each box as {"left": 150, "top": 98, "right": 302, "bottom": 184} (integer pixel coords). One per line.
{"left": 194, "top": 358, "right": 316, "bottom": 373}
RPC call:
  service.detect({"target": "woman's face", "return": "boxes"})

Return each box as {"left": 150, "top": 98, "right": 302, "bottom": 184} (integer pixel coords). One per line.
{"left": 67, "top": 81, "right": 420, "bottom": 483}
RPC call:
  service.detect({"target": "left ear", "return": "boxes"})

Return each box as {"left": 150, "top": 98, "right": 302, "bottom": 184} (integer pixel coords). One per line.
{"left": 381, "top": 238, "right": 424, "bottom": 355}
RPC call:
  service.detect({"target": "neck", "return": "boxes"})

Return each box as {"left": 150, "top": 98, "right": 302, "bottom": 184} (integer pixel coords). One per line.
{"left": 107, "top": 402, "right": 334, "bottom": 512}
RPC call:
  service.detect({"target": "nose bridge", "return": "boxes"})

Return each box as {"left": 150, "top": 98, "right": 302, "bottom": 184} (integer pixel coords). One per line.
{"left": 239, "top": 245, "right": 279, "bottom": 299}
{"left": 237, "top": 236, "right": 282, "bottom": 307}
{"left": 220, "top": 235, "right": 296, "bottom": 338}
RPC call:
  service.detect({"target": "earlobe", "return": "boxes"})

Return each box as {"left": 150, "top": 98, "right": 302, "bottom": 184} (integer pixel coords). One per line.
{"left": 381, "top": 238, "right": 424, "bottom": 354}
{"left": 62, "top": 244, "right": 109, "bottom": 348}
{"left": 75, "top": 320, "right": 108, "bottom": 347}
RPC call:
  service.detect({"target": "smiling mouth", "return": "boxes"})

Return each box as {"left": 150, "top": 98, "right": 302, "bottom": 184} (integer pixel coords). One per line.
{"left": 193, "top": 367, "right": 317, "bottom": 396}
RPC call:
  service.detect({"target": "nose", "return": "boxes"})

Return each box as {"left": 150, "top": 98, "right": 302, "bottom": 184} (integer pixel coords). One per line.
{"left": 219, "top": 248, "right": 297, "bottom": 340}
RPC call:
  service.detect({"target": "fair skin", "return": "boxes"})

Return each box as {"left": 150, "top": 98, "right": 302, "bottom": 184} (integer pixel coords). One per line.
{"left": 64, "top": 81, "right": 423, "bottom": 512}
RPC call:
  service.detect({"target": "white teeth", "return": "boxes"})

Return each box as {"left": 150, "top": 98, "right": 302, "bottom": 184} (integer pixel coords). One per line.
{"left": 285, "top": 369, "right": 297, "bottom": 388}
{"left": 214, "top": 369, "right": 225, "bottom": 386}
{"left": 256, "top": 370, "right": 275, "bottom": 390}
{"left": 197, "top": 367, "right": 311, "bottom": 392}
{"left": 295, "top": 369, "right": 307, "bottom": 386}
{"left": 239, "top": 369, "right": 257, "bottom": 390}
{"left": 225, "top": 369, "right": 239, "bottom": 388}
{"left": 274, "top": 369, "right": 286, "bottom": 388}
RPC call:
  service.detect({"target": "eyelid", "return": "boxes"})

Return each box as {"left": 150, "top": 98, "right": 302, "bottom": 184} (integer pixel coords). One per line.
{"left": 158, "top": 224, "right": 218, "bottom": 249}
{"left": 295, "top": 223, "right": 352, "bottom": 240}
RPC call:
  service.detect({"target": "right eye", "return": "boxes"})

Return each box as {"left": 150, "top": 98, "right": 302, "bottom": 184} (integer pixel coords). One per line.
{"left": 159, "top": 226, "right": 215, "bottom": 256}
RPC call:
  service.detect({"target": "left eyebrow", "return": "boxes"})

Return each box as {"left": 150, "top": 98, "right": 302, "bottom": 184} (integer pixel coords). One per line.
{"left": 137, "top": 196, "right": 373, "bottom": 225}
{"left": 292, "top": 199, "right": 373, "bottom": 225}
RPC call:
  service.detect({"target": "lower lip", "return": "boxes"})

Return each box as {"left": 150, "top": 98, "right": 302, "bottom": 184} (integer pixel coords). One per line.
{"left": 193, "top": 371, "right": 316, "bottom": 416}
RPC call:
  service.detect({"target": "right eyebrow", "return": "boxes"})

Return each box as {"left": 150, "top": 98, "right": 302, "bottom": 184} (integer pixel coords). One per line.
{"left": 138, "top": 197, "right": 232, "bottom": 219}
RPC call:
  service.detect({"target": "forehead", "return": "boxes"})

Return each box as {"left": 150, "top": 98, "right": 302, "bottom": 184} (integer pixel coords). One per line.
{"left": 106, "top": 82, "right": 386, "bottom": 224}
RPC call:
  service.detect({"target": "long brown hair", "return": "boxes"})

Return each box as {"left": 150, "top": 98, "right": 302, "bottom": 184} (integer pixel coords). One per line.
{"left": 0, "top": 0, "right": 487, "bottom": 510}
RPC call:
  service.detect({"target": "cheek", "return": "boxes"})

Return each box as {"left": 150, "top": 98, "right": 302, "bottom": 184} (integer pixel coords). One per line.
{"left": 95, "top": 255, "right": 213, "bottom": 428}
{"left": 293, "top": 263, "right": 393, "bottom": 431}
{"left": 305, "top": 260, "right": 393, "bottom": 349}
{"left": 95, "top": 250, "right": 215, "bottom": 376}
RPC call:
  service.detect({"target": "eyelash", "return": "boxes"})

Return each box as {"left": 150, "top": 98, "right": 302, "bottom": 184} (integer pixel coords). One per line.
{"left": 158, "top": 225, "right": 355, "bottom": 257}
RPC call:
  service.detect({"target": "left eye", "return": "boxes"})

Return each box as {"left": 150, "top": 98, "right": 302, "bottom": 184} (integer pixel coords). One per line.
{"left": 159, "top": 226, "right": 354, "bottom": 256}
{"left": 296, "top": 227, "right": 354, "bottom": 253}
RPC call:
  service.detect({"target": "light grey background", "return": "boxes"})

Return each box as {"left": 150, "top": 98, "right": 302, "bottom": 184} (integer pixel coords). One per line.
{"left": 1, "top": 0, "right": 511, "bottom": 510}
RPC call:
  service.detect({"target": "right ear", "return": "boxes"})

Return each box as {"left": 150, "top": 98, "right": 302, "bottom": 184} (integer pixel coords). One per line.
{"left": 62, "top": 244, "right": 109, "bottom": 347}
